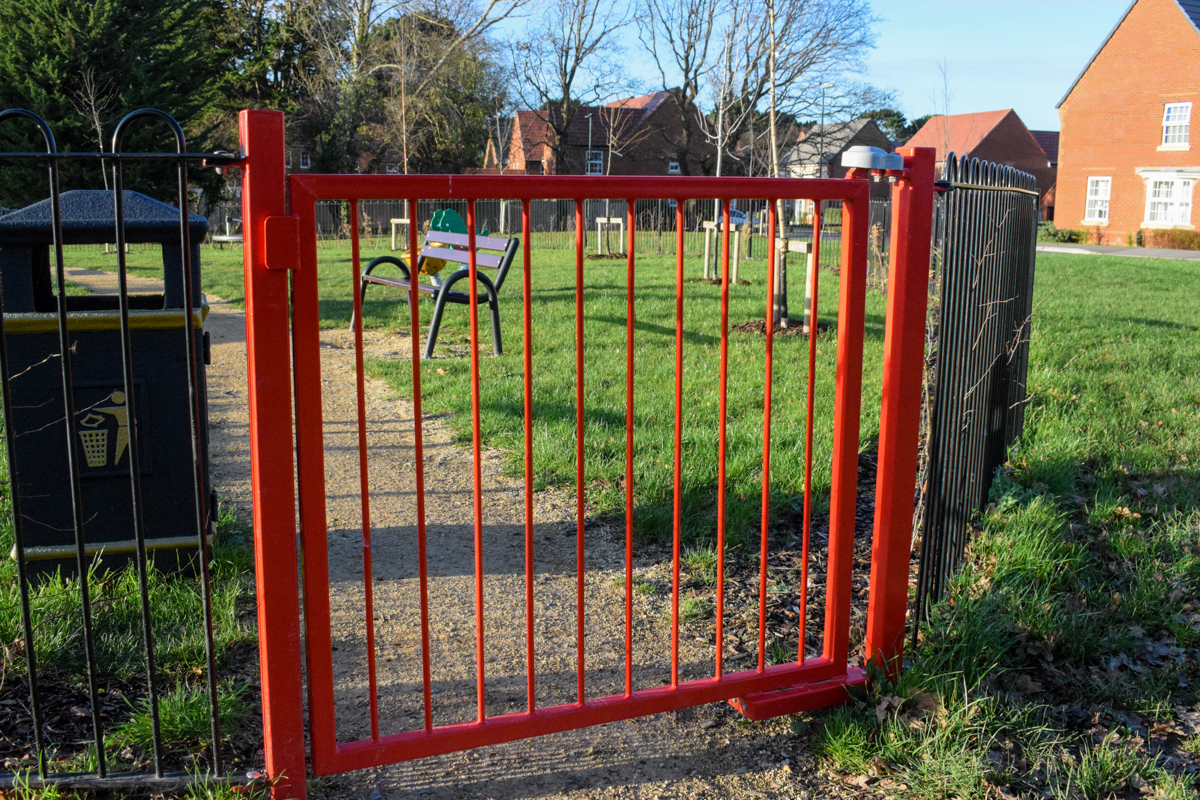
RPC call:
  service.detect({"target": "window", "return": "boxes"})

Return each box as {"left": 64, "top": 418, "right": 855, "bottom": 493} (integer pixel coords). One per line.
{"left": 385, "top": 163, "right": 400, "bottom": 174}
{"left": 286, "top": 151, "right": 292, "bottom": 168}
{"left": 586, "top": 150, "right": 603, "bottom": 175}
{"left": 1162, "top": 103, "right": 1191, "bottom": 147}
{"left": 300, "top": 153, "right": 311, "bottom": 169}
{"left": 1143, "top": 174, "right": 1193, "bottom": 226}
{"left": 667, "top": 160, "right": 681, "bottom": 175}
{"left": 1084, "top": 177, "right": 1111, "bottom": 222}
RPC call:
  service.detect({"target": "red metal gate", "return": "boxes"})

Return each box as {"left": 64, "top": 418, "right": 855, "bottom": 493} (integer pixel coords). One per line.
{"left": 236, "top": 110, "right": 934, "bottom": 799}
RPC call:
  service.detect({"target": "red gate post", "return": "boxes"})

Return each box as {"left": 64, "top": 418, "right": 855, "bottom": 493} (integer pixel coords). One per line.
{"left": 239, "top": 109, "right": 308, "bottom": 799}
{"left": 864, "top": 146, "right": 937, "bottom": 676}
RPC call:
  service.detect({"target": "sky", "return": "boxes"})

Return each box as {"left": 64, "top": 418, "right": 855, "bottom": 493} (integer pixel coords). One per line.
{"left": 504, "top": 0, "right": 1135, "bottom": 133}
{"left": 864, "top": 0, "right": 1132, "bottom": 131}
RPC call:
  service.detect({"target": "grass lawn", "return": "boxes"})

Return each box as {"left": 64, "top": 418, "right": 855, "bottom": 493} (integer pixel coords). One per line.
{"left": 812, "top": 252, "right": 1200, "bottom": 799}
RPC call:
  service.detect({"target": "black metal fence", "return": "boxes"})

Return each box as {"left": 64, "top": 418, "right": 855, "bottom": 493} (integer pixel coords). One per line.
{"left": 0, "top": 109, "right": 242, "bottom": 793}
{"left": 914, "top": 154, "right": 1040, "bottom": 626}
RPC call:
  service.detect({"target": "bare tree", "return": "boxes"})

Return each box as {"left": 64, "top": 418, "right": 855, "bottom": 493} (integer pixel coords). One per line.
{"left": 697, "top": 0, "right": 764, "bottom": 180}
{"left": 757, "top": 0, "right": 882, "bottom": 325}
{"left": 512, "top": 0, "right": 630, "bottom": 175}
{"left": 637, "top": 0, "right": 720, "bottom": 176}
{"left": 70, "top": 67, "right": 117, "bottom": 190}
{"left": 931, "top": 57, "right": 954, "bottom": 161}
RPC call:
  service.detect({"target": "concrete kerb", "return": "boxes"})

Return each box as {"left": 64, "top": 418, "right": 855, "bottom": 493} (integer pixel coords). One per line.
{"left": 1036, "top": 242, "right": 1200, "bottom": 261}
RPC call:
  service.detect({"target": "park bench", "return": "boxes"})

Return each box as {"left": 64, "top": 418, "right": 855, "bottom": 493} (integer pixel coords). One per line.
{"left": 359, "top": 229, "right": 520, "bottom": 359}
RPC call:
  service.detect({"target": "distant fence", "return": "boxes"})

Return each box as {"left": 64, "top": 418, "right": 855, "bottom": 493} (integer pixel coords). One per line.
{"left": 914, "top": 155, "right": 1040, "bottom": 627}
{"left": 202, "top": 196, "right": 892, "bottom": 279}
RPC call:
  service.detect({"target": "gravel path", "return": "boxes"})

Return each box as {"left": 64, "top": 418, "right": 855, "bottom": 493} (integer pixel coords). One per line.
{"left": 67, "top": 264, "right": 858, "bottom": 800}
{"left": 299, "top": 329, "right": 856, "bottom": 800}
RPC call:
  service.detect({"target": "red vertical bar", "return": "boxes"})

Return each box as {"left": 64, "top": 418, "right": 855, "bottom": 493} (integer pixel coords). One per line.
{"left": 238, "top": 109, "right": 307, "bottom": 800}
{"left": 522, "top": 199, "right": 536, "bottom": 713}
{"left": 624, "top": 198, "right": 636, "bottom": 697}
{"left": 758, "top": 201, "right": 778, "bottom": 673}
{"left": 671, "top": 202, "right": 684, "bottom": 689}
{"left": 574, "top": 198, "right": 586, "bottom": 705}
{"left": 798, "top": 207, "right": 823, "bottom": 663}
{"left": 291, "top": 182, "right": 335, "bottom": 770}
{"left": 408, "top": 198, "right": 434, "bottom": 732}
{"left": 349, "top": 202, "right": 380, "bottom": 741}
{"left": 715, "top": 201, "right": 731, "bottom": 678}
{"left": 823, "top": 186, "right": 870, "bottom": 667}
{"left": 466, "top": 201, "right": 486, "bottom": 723}
{"left": 864, "top": 148, "right": 936, "bottom": 674}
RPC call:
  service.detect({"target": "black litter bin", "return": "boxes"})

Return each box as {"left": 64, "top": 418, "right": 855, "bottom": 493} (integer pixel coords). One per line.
{"left": 0, "top": 190, "right": 213, "bottom": 576}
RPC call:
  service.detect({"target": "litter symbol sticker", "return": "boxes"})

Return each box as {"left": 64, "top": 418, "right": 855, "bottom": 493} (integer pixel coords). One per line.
{"left": 75, "top": 389, "right": 139, "bottom": 472}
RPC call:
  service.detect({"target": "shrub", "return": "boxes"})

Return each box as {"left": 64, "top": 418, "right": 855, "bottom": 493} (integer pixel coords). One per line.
{"left": 1145, "top": 228, "right": 1200, "bottom": 250}
{"left": 1037, "top": 223, "right": 1084, "bottom": 244}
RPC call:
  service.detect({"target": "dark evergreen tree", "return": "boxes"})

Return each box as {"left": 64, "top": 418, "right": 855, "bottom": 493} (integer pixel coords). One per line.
{"left": 0, "top": 0, "right": 227, "bottom": 208}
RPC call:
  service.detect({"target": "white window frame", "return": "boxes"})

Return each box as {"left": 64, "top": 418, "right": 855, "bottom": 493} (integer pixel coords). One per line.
{"left": 1162, "top": 102, "right": 1191, "bottom": 148}
{"left": 300, "top": 153, "right": 311, "bottom": 170}
{"left": 286, "top": 151, "right": 292, "bottom": 168}
{"left": 585, "top": 150, "right": 603, "bottom": 175}
{"left": 667, "top": 160, "right": 681, "bottom": 175}
{"left": 385, "top": 163, "right": 400, "bottom": 174}
{"left": 1142, "top": 173, "right": 1194, "bottom": 227}
{"left": 1083, "top": 177, "right": 1111, "bottom": 223}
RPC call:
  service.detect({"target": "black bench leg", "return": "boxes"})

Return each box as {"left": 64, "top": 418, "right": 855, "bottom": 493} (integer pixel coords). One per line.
{"left": 488, "top": 290, "right": 502, "bottom": 357}
{"left": 423, "top": 290, "right": 452, "bottom": 359}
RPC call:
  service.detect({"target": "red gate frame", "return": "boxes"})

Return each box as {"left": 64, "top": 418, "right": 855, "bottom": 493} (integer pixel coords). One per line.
{"left": 237, "top": 109, "right": 934, "bottom": 800}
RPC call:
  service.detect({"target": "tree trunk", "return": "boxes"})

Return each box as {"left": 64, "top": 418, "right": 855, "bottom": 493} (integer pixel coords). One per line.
{"left": 767, "top": 0, "right": 787, "bottom": 328}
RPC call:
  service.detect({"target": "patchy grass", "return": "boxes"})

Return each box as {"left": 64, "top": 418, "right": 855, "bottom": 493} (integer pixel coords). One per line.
{"left": 108, "top": 682, "right": 252, "bottom": 760}
{"left": 810, "top": 253, "right": 1200, "bottom": 798}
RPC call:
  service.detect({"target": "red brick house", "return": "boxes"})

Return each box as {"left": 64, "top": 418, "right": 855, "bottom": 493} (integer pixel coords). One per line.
{"left": 905, "top": 109, "right": 1057, "bottom": 219}
{"left": 1056, "top": 0, "right": 1200, "bottom": 245}
{"left": 501, "top": 91, "right": 713, "bottom": 176}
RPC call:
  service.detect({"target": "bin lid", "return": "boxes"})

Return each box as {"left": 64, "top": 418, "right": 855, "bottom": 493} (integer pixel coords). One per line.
{"left": 0, "top": 190, "right": 208, "bottom": 246}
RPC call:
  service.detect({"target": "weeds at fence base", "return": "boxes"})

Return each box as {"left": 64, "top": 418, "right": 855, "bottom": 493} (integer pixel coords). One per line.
{"left": 0, "top": 501, "right": 263, "bottom": 790}
{"left": 685, "top": 277, "right": 751, "bottom": 286}
{"left": 732, "top": 320, "right": 831, "bottom": 338}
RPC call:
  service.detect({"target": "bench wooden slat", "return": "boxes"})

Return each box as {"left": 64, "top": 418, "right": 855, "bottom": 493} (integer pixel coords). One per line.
{"left": 419, "top": 245, "right": 504, "bottom": 269}
{"left": 425, "top": 230, "right": 513, "bottom": 252}
{"left": 362, "top": 273, "right": 441, "bottom": 295}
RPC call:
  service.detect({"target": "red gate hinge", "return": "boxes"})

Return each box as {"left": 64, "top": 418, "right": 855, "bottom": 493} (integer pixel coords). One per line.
{"left": 264, "top": 215, "right": 301, "bottom": 271}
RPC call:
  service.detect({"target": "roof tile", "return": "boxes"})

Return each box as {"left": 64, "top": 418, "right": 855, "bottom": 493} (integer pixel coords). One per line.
{"left": 904, "top": 110, "right": 1013, "bottom": 160}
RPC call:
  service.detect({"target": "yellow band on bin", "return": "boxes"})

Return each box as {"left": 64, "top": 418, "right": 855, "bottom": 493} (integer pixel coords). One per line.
{"left": 2, "top": 302, "right": 210, "bottom": 333}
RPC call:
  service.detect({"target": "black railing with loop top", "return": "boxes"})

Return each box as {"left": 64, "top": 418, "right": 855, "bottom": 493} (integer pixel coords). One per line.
{"left": 0, "top": 108, "right": 245, "bottom": 793}
{"left": 914, "top": 153, "right": 1040, "bottom": 630}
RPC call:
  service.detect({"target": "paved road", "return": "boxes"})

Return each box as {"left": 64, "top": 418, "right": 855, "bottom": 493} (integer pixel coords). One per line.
{"left": 1037, "top": 243, "right": 1200, "bottom": 261}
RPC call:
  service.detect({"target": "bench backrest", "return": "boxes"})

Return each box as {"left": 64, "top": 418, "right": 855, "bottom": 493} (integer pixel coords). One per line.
{"left": 420, "top": 230, "right": 520, "bottom": 293}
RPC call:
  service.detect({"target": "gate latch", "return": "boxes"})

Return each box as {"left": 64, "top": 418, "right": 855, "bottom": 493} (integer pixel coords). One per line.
{"left": 264, "top": 215, "right": 300, "bottom": 271}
